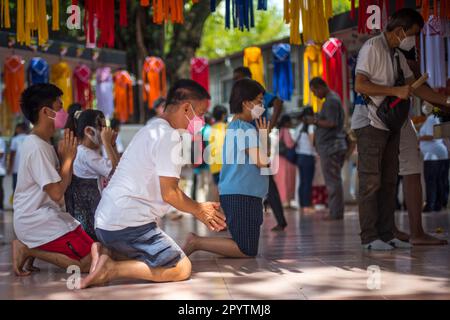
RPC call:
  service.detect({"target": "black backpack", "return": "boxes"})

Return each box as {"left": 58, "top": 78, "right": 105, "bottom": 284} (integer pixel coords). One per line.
{"left": 364, "top": 50, "right": 410, "bottom": 133}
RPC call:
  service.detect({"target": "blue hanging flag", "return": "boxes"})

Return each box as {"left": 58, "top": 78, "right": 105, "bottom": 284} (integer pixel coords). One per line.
{"left": 257, "top": 0, "right": 267, "bottom": 10}
{"left": 222, "top": 0, "right": 266, "bottom": 31}
{"left": 272, "top": 44, "right": 294, "bottom": 101}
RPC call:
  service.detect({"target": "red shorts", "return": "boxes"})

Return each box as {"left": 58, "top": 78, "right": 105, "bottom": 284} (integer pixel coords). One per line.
{"left": 38, "top": 226, "right": 94, "bottom": 261}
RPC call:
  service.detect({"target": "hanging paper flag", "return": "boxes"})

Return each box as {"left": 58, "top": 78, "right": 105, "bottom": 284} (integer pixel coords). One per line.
{"left": 272, "top": 44, "right": 294, "bottom": 101}
{"left": 3, "top": 55, "right": 25, "bottom": 114}
{"left": 191, "top": 57, "right": 210, "bottom": 93}
{"left": 73, "top": 64, "right": 93, "bottom": 109}
{"left": 210, "top": 0, "right": 268, "bottom": 31}
{"left": 98, "top": 0, "right": 115, "bottom": 48}
{"left": 0, "top": 0, "right": 11, "bottom": 28}
{"left": 114, "top": 70, "right": 134, "bottom": 123}
{"left": 152, "top": 0, "right": 185, "bottom": 24}
{"left": 257, "top": 0, "right": 267, "bottom": 10}
{"left": 28, "top": 57, "right": 50, "bottom": 85}
{"left": 120, "top": 0, "right": 128, "bottom": 27}
{"left": 421, "top": 16, "right": 447, "bottom": 89}
{"left": 322, "top": 38, "right": 349, "bottom": 104}
{"left": 284, "top": 0, "right": 332, "bottom": 45}
{"left": 143, "top": 57, "right": 167, "bottom": 110}
{"left": 15, "top": 0, "right": 63, "bottom": 46}
{"left": 303, "top": 44, "right": 323, "bottom": 112}
{"left": 50, "top": 61, "right": 73, "bottom": 110}
{"left": 52, "top": 0, "right": 59, "bottom": 30}
{"left": 96, "top": 67, "right": 115, "bottom": 119}
{"left": 244, "top": 47, "right": 265, "bottom": 88}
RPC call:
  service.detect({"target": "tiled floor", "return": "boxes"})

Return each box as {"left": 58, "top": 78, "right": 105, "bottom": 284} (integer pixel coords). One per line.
{"left": 0, "top": 207, "right": 449, "bottom": 300}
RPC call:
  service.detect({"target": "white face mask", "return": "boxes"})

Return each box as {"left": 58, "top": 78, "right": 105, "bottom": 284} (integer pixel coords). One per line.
{"left": 86, "top": 126, "right": 101, "bottom": 146}
{"left": 248, "top": 103, "right": 265, "bottom": 120}
{"left": 398, "top": 29, "right": 416, "bottom": 51}
{"left": 422, "top": 104, "right": 433, "bottom": 116}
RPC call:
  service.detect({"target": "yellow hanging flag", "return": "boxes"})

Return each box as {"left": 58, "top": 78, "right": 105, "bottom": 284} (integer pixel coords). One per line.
{"left": 52, "top": 0, "right": 59, "bottom": 31}
{"left": 1, "top": 0, "right": 11, "bottom": 28}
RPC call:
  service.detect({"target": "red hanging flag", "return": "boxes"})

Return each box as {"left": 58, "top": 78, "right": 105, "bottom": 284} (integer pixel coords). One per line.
{"left": 120, "top": 0, "right": 128, "bottom": 27}
{"left": 191, "top": 57, "right": 210, "bottom": 93}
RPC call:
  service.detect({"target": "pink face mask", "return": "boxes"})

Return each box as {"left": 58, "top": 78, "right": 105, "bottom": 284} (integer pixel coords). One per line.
{"left": 186, "top": 104, "right": 205, "bottom": 135}
{"left": 47, "top": 108, "right": 69, "bottom": 129}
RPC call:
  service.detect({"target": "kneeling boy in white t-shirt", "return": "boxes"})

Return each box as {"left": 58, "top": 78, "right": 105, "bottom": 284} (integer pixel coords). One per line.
{"left": 12, "top": 84, "right": 96, "bottom": 277}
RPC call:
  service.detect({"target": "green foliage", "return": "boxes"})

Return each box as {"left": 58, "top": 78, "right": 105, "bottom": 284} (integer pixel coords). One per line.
{"left": 197, "top": 0, "right": 352, "bottom": 59}
{"left": 197, "top": 6, "right": 289, "bottom": 59}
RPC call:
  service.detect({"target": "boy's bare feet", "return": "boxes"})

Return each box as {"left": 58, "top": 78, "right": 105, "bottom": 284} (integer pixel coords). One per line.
{"left": 410, "top": 233, "right": 448, "bottom": 246}
{"left": 182, "top": 233, "right": 198, "bottom": 257}
{"left": 80, "top": 254, "right": 114, "bottom": 289}
{"left": 24, "top": 257, "right": 40, "bottom": 272}
{"left": 12, "top": 240, "right": 31, "bottom": 277}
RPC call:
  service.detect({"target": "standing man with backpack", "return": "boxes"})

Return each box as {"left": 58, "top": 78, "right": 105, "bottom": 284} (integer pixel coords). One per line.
{"left": 351, "top": 8, "right": 450, "bottom": 251}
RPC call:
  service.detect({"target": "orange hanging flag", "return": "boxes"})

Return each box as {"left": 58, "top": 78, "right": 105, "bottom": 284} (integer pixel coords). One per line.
{"left": 4, "top": 55, "right": 25, "bottom": 114}
{"left": 152, "top": 0, "right": 184, "bottom": 24}
{"left": 142, "top": 57, "right": 167, "bottom": 110}
{"left": 114, "top": 71, "right": 134, "bottom": 123}
{"left": 141, "top": 0, "right": 150, "bottom": 6}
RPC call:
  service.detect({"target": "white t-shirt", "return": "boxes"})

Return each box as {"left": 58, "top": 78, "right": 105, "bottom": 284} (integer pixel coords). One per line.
{"left": 95, "top": 118, "right": 183, "bottom": 231}
{"left": 294, "top": 123, "right": 316, "bottom": 156}
{"left": 419, "top": 115, "right": 448, "bottom": 161}
{"left": 0, "top": 137, "right": 6, "bottom": 176}
{"left": 351, "top": 33, "right": 414, "bottom": 131}
{"left": 74, "top": 145, "right": 112, "bottom": 179}
{"left": 13, "top": 135, "right": 80, "bottom": 248}
{"left": 10, "top": 133, "right": 27, "bottom": 174}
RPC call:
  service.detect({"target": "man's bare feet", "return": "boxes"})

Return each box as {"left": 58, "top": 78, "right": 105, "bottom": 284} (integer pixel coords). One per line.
{"left": 394, "top": 229, "right": 410, "bottom": 242}
{"left": 12, "top": 240, "right": 31, "bottom": 277}
{"left": 24, "top": 257, "right": 40, "bottom": 272}
{"left": 410, "top": 233, "right": 448, "bottom": 246}
{"left": 182, "top": 233, "right": 198, "bottom": 257}
{"left": 80, "top": 254, "right": 114, "bottom": 289}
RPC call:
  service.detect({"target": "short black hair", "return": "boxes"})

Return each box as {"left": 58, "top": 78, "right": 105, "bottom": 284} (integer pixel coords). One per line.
{"left": 229, "top": 79, "right": 265, "bottom": 114}
{"left": 233, "top": 67, "right": 252, "bottom": 78}
{"left": 212, "top": 105, "right": 228, "bottom": 122}
{"left": 66, "top": 109, "right": 105, "bottom": 139}
{"left": 153, "top": 97, "right": 166, "bottom": 109}
{"left": 20, "top": 84, "right": 63, "bottom": 124}
{"left": 386, "top": 8, "right": 424, "bottom": 32}
{"left": 309, "top": 77, "right": 328, "bottom": 89}
{"left": 165, "top": 79, "right": 211, "bottom": 111}
{"left": 110, "top": 118, "right": 121, "bottom": 130}
{"left": 15, "top": 122, "right": 29, "bottom": 133}
{"left": 277, "top": 114, "right": 291, "bottom": 129}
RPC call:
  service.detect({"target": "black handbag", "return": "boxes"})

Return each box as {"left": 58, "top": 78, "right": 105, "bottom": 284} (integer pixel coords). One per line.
{"left": 366, "top": 50, "right": 410, "bottom": 133}
{"left": 279, "top": 127, "right": 304, "bottom": 165}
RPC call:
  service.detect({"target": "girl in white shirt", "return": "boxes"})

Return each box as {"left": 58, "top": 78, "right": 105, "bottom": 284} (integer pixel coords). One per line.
{"left": 294, "top": 107, "right": 317, "bottom": 214}
{"left": 65, "top": 110, "right": 120, "bottom": 240}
